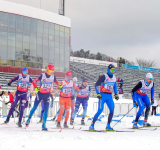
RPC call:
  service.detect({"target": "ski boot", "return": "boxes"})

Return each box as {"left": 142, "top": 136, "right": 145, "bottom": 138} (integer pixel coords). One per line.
{"left": 64, "top": 122, "right": 69, "bottom": 128}
{"left": 143, "top": 120, "right": 151, "bottom": 127}
{"left": 57, "top": 122, "right": 61, "bottom": 128}
{"left": 39, "top": 118, "right": 43, "bottom": 123}
{"left": 81, "top": 118, "right": 85, "bottom": 125}
{"left": 17, "top": 119, "right": 22, "bottom": 128}
{"left": 26, "top": 117, "right": 31, "bottom": 127}
{"left": 89, "top": 123, "right": 95, "bottom": 131}
{"left": 133, "top": 122, "right": 138, "bottom": 129}
{"left": 70, "top": 119, "right": 74, "bottom": 125}
{"left": 51, "top": 116, "right": 56, "bottom": 121}
{"left": 105, "top": 123, "right": 113, "bottom": 130}
{"left": 4, "top": 116, "right": 10, "bottom": 124}
{"left": 42, "top": 123, "right": 48, "bottom": 131}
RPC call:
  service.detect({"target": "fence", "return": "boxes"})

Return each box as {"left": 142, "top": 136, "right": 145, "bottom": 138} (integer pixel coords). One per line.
{"left": 0, "top": 96, "right": 60, "bottom": 118}
{"left": 93, "top": 102, "right": 160, "bottom": 116}
{"left": 121, "top": 64, "right": 160, "bottom": 73}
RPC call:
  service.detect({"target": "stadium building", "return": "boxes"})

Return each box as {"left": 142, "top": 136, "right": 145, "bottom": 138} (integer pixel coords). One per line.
{"left": 0, "top": 0, "right": 71, "bottom": 77}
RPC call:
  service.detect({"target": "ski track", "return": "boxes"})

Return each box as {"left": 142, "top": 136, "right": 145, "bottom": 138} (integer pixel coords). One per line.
{"left": 0, "top": 115, "right": 160, "bottom": 150}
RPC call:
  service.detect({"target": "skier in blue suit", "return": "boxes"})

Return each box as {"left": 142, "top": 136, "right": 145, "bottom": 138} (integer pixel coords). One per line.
{"left": 89, "top": 64, "right": 119, "bottom": 131}
{"left": 131, "top": 73, "right": 154, "bottom": 129}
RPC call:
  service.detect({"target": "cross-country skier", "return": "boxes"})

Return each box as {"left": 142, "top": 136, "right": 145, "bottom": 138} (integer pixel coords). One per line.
{"left": 4, "top": 67, "right": 33, "bottom": 127}
{"left": 70, "top": 78, "right": 91, "bottom": 125}
{"left": 131, "top": 73, "right": 154, "bottom": 129}
{"left": 26, "top": 64, "right": 59, "bottom": 130}
{"left": 39, "top": 93, "right": 54, "bottom": 123}
{"left": 51, "top": 77, "right": 78, "bottom": 122}
{"left": 56, "top": 71, "right": 81, "bottom": 128}
{"left": 89, "top": 64, "right": 119, "bottom": 131}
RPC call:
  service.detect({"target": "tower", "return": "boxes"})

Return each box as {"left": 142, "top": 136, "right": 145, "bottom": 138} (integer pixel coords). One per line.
{"left": 58, "top": 0, "right": 65, "bottom": 16}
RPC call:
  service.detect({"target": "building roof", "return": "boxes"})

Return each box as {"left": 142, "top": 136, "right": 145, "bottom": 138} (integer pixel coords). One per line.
{"left": 0, "top": 0, "right": 71, "bottom": 27}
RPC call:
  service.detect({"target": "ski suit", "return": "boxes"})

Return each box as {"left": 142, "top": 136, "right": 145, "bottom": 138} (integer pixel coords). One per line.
{"left": 72, "top": 84, "right": 91, "bottom": 120}
{"left": 92, "top": 73, "right": 117, "bottom": 124}
{"left": 7, "top": 74, "right": 33, "bottom": 121}
{"left": 57, "top": 80, "right": 80, "bottom": 123}
{"left": 28, "top": 73, "right": 58, "bottom": 124}
{"left": 132, "top": 80, "right": 154, "bottom": 122}
{"left": 40, "top": 93, "right": 54, "bottom": 118}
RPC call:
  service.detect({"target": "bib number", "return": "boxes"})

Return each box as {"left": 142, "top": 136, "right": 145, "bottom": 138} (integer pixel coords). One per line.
{"left": 19, "top": 83, "right": 27, "bottom": 88}
{"left": 105, "top": 85, "right": 113, "bottom": 90}
{"left": 42, "top": 84, "right": 51, "bottom": 89}
{"left": 63, "top": 89, "right": 71, "bottom": 93}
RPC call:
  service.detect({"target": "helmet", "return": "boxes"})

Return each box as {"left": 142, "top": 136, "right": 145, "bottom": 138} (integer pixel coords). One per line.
{"left": 22, "top": 67, "right": 28, "bottom": 76}
{"left": 146, "top": 73, "right": 153, "bottom": 79}
{"left": 65, "top": 71, "right": 72, "bottom": 81}
{"left": 46, "top": 64, "right": 54, "bottom": 75}
{"left": 73, "top": 77, "right": 77, "bottom": 82}
{"left": 82, "top": 78, "right": 88, "bottom": 83}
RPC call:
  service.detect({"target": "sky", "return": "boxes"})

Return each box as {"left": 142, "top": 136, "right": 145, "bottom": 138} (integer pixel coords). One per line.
{"left": 3, "top": 0, "right": 160, "bottom": 67}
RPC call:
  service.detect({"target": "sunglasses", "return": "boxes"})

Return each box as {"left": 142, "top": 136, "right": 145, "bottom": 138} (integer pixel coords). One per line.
{"left": 110, "top": 68, "right": 116, "bottom": 72}
{"left": 66, "top": 76, "right": 72, "bottom": 78}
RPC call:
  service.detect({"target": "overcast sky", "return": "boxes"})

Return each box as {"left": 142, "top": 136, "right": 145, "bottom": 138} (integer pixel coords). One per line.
{"left": 4, "top": 0, "right": 160, "bottom": 67}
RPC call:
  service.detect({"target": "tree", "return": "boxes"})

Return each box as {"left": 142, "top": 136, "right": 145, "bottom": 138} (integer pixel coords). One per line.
{"left": 84, "top": 50, "right": 90, "bottom": 58}
{"left": 90, "top": 53, "right": 96, "bottom": 59}
{"left": 96, "top": 52, "right": 102, "bottom": 60}
{"left": 136, "top": 58, "right": 156, "bottom": 67}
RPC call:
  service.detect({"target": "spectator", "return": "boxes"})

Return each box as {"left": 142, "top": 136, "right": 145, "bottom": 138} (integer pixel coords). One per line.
{"left": 110, "top": 58, "right": 113, "bottom": 62}
{"left": 120, "top": 79, "right": 123, "bottom": 87}
{"left": 151, "top": 95, "right": 158, "bottom": 115}
{"left": 117, "top": 77, "right": 120, "bottom": 83}
{"left": 5, "top": 91, "right": 14, "bottom": 118}
{"left": 118, "top": 87, "right": 123, "bottom": 94}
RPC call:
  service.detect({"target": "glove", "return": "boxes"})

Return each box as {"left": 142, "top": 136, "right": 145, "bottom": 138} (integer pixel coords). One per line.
{"left": 79, "top": 86, "right": 82, "bottom": 90}
{"left": 35, "top": 87, "right": 40, "bottom": 91}
{"left": 133, "top": 101, "right": 138, "bottom": 108}
{"left": 87, "top": 97, "right": 89, "bottom": 100}
{"left": 8, "top": 82, "right": 11, "bottom": 86}
{"left": 151, "top": 99, "right": 154, "bottom": 105}
{"left": 97, "top": 93, "right": 101, "bottom": 100}
{"left": 50, "top": 100, "right": 53, "bottom": 108}
{"left": 5, "top": 102, "right": 9, "bottom": 105}
{"left": 114, "top": 94, "right": 119, "bottom": 100}
{"left": 58, "top": 84, "right": 63, "bottom": 89}
{"left": 71, "top": 96, "right": 74, "bottom": 100}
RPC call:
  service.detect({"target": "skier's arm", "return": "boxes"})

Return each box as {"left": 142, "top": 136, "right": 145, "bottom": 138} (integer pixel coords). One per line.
{"left": 151, "top": 83, "right": 154, "bottom": 99}
{"left": 29, "top": 77, "right": 33, "bottom": 83}
{"left": 9, "top": 75, "right": 19, "bottom": 83}
{"left": 131, "top": 81, "right": 142, "bottom": 99}
{"left": 32, "top": 75, "right": 42, "bottom": 87}
{"left": 54, "top": 76, "right": 59, "bottom": 86}
{"left": 88, "top": 86, "right": 91, "bottom": 97}
{"left": 73, "top": 82, "right": 81, "bottom": 91}
{"left": 95, "top": 75, "right": 105, "bottom": 94}
{"left": 113, "top": 82, "right": 118, "bottom": 95}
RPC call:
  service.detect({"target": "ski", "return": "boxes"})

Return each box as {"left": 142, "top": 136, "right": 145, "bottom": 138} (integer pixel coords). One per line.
{"left": 81, "top": 129, "right": 135, "bottom": 132}
{"left": 129, "top": 127, "right": 157, "bottom": 131}
{"left": 52, "top": 127, "right": 81, "bottom": 130}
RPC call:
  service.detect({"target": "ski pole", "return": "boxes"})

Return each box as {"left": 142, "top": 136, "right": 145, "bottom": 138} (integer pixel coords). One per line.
{"left": 112, "top": 106, "right": 134, "bottom": 128}
{"left": 50, "top": 90, "right": 60, "bottom": 108}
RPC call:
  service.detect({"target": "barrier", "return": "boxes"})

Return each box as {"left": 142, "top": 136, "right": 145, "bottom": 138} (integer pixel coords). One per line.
{"left": 121, "top": 64, "right": 160, "bottom": 73}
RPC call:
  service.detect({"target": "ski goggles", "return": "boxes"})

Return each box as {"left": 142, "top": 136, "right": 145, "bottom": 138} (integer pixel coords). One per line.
{"left": 48, "top": 69, "right": 54, "bottom": 73}
{"left": 148, "top": 78, "right": 153, "bottom": 80}
{"left": 110, "top": 68, "right": 116, "bottom": 72}
{"left": 22, "top": 71, "right": 28, "bottom": 75}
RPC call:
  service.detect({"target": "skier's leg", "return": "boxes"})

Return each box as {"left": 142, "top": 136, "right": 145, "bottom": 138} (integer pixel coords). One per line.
{"left": 70, "top": 99, "right": 75, "bottom": 120}
{"left": 143, "top": 95, "right": 151, "bottom": 124}
{"left": 28, "top": 92, "right": 42, "bottom": 118}
{"left": 92, "top": 93, "right": 105, "bottom": 124}
{"left": 151, "top": 106, "right": 153, "bottom": 115}
{"left": 106, "top": 95, "right": 114, "bottom": 124}
{"left": 5, "top": 92, "right": 19, "bottom": 123}
{"left": 82, "top": 99, "right": 88, "bottom": 119}
{"left": 134, "top": 93, "right": 144, "bottom": 122}
{"left": 71, "top": 99, "right": 80, "bottom": 120}
{"left": 42, "top": 96, "right": 50, "bottom": 130}
{"left": 64, "top": 98, "right": 71, "bottom": 123}
{"left": 57, "top": 97, "right": 65, "bottom": 123}
{"left": 40, "top": 100, "right": 44, "bottom": 119}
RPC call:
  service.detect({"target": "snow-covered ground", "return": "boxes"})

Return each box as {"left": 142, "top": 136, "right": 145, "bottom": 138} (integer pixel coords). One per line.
{"left": 1, "top": 112, "right": 160, "bottom": 150}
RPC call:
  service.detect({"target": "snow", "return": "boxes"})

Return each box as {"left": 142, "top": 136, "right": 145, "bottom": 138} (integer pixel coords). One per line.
{"left": 1, "top": 113, "right": 160, "bottom": 150}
